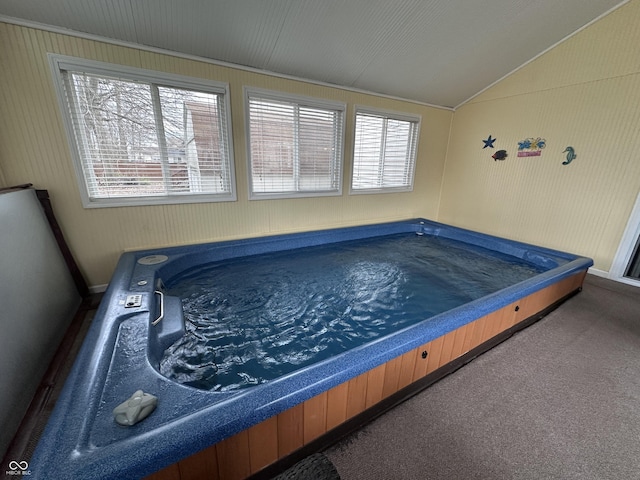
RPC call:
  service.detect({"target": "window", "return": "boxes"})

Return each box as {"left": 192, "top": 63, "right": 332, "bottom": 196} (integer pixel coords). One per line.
{"left": 245, "top": 88, "right": 345, "bottom": 199}
{"left": 351, "top": 107, "right": 420, "bottom": 193}
{"left": 49, "top": 54, "right": 236, "bottom": 207}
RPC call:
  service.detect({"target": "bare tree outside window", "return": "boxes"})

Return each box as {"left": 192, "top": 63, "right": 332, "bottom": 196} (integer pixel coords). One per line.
{"left": 68, "top": 72, "right": 230, "bottom": 199}
{"left": 50, "top": 55, "right": 235, "bottom": 207}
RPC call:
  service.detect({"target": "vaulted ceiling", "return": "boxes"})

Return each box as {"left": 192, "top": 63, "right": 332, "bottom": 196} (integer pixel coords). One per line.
{"left": 0, "top": 0, "right": 628, "bottom": 108}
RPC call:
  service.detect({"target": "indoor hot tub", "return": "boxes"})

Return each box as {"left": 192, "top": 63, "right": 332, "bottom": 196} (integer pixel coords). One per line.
{"left": 29, "top": 219, "right": 593, "bottom": 480}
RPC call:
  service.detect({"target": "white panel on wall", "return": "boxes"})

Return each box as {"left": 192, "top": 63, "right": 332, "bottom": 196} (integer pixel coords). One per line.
{"left": 0, "top": 189, "right": 81, "bottom": 458}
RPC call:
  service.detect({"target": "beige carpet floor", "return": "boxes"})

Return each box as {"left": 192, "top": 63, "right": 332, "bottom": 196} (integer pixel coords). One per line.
{"left": 325, "top": 275, "right": 640, "bottom": 480}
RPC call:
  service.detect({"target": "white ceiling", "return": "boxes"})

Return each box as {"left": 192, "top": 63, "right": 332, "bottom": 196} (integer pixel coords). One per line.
{"left": 0, "top": 0, "right": 628, "bottom": 108}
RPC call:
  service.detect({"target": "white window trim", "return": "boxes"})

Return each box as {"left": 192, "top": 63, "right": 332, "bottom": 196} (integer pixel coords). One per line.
{"left": 48, "top": 53, "right": 237, "bottom": 208}
{"left": 609, "top": 190, "right": 640, "bottom": 287}
{"left": 243, "top": 86, "right": 346, "bottom": 200}
{"left": 349, "top": 105, "right": 421, "bottom": 195}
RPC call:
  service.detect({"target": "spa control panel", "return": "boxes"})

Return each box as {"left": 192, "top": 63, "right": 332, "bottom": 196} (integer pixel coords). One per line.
{"left": 124, "top": 294, "right": 142, "bottom": 308}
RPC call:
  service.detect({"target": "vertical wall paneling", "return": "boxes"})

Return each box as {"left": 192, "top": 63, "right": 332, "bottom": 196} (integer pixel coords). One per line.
{"left": 411, "top": 341, "right": 432, "bottom": 382}
{"left": 276, "top": 403, "right": 304, "bottom": 458}
{"left": 397, "top": 349, "right": 418, "bottom": 390}
{"left": 248, "top": 416, "right": 279, "bottom": 473}
{"left": 325, "top": 382, "right": 349, "bottom": 431}
{"left": 216, "top": 430, "right": 251, "bottom": 480}
{"left": 303, "top": 392, "right": 328, "bottom": 445}
{"left": 381, "top": 356, "right": 403, "bottom": 399}
{"left": 345, "top": 373, "right": 368, "bottom": 419}
{"left": 0, "top": 21, "right": 452, "bottom": 288}
{"left": 2, "top": 3, "right": 637, "bottom": 283}
{"left": 425, "top": 335, "right": 445, "bottom": 374}
{"left": 440, "top": 0, "right": 640, "bottom": 272}
{"left": 450, "top": 324, "right": 468, "bottom": 359}
{"left": 483, "top": 310, "right": 504, "bottom": 342}
{"left": 178, "top": 446, "right": 220, "bottom": 480}
{"left": 462, "top": 319, "right": 482, "bottom": 352}
{"left": 438, "top": 330, "right": 456, "bottom": 366}
{"left": 364, "top": 364, "right": 386, "bottom": 409}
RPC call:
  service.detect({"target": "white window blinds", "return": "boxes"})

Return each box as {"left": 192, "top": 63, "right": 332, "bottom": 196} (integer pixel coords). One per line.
{"left": 50, "top": 55, "right": 235, "bottom": 207}
{"left": 246, "top": 89, "right": 345, "bottom": 198}
{"left": 352, "top": 109, "right": 420, "bottom": 192}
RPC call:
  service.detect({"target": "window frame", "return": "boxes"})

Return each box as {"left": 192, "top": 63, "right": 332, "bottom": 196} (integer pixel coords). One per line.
{"left": 244, "top": 87, "right": 346, "bottom": 200}
{"left": 48, "top": 54, "right": 237, "bottom": 208}
{"left": 350, "top": 106, "right": 421, "bottom": 195}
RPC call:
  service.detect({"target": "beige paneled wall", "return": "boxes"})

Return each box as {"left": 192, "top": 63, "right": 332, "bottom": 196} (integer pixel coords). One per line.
{"left": 439, "top": 0, "right": 640, "bottom": 271}
{"left": 4, "top": 0, "right": 637, "bottom": 287}
{"left": 0, "top": 22, "right": 452, "bottom": 287}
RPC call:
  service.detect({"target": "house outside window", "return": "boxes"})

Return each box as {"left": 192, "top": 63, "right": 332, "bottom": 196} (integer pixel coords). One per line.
{"left": 49, "top": 54, "right": 236, "bottom": 207}
{"left": 245, "top": 88, "right": 345, "bottom": 199}
{"left": 351, "top": 107, "right": 420, "bottom": 193}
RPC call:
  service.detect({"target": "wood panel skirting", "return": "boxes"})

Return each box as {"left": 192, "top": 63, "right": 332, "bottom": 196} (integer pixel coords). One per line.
{"left": 146, "top": 271, "right": 587, "bottom": 480}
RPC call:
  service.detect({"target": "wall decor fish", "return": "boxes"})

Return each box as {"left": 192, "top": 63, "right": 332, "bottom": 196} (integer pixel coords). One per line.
{"left": 492, "top": 149, "right": 508, "bottom": 161}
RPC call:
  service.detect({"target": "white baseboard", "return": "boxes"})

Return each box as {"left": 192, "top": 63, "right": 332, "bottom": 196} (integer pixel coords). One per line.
{"left": 89, "top": 284, "right": 108, "bottom": 294}
{"left": 588, "top": 267, "right": 640, "bottom": 287}
{"left": 587, "top": 267, "right": 609, "bottom": 278}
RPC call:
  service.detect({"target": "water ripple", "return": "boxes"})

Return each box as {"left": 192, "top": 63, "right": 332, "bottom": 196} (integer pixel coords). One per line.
{"left": 159, "top": 234, "right": 544, "bottom": 391}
